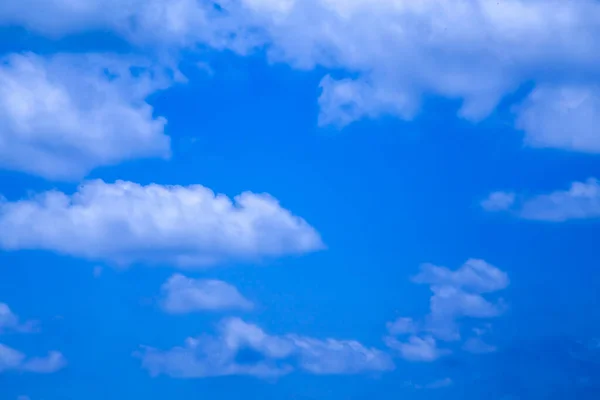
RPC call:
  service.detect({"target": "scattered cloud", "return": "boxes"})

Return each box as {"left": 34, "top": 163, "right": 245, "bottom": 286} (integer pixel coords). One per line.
{"left": 482, "top": 178, "right": 600, "bottom": 222}
{"left": 0, "top": 344, "right": 65, "bottom": 374}
{"left": 385, "top": 259, "right": 508, "bottom": 360}
{"left": 0, "top": 53, "right": 172, "bottom": 180}
{"left": 0, "top": 180, "right": 324, "bottom": 267}
{"left": 408, "top": 259, "right": 508, "bottom": 341}
{"left": 140, "top": 317, "right": 394, "bottom": 378}
{"left": 160, "top": 274, "right": 253, "bottom": 313}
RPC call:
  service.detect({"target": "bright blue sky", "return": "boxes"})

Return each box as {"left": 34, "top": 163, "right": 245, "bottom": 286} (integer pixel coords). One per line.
{"left": 1, "top": 1, "right": 600, "bottom": 399}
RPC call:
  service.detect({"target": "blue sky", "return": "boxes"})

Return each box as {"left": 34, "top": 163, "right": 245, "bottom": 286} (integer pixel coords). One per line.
{"left": 0, "top": 1, "right": 600, "bottom": 399}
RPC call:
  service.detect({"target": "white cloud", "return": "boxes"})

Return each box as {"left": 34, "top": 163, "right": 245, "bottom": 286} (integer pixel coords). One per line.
{"left": 0, "top": 303, "right": 36, "bottom": 333}
{"left": 0, "top": 343, "right": 24, "bottom": 372}
{"left": 483, "top": 178, "right": 600, "bottom": 222}
{"left": 386, "top": 259, "right": 508, "bottom": 356}
{"left": 516, "top": 84, "right": 600, "bottom": 153}
{"left": 2, "top": 1, "right": 600, "bottom": 147}
{"left": 140, "top": 317, "right": 394, "bottom": 378}
{"left": 20, "top": 351, "right": 66, "bottom": 373}
{"left": 481, "top": 192, "right": 516, "bottom": 212}
{"left": 384, "top": 335, "right": 448, "bottom": 362}
{"left": 0, "top": 180, "right": 323, "bottom": 267}
{"left": 413, "top": 259, "right": 509, "bottom": 294}
{"left": 160, "top": 274, "right": 253, "bottom": 313}
{"left": 0, "top": 53, "right": 171, "bottom": 180}
{"left": 0, "top": 305, "right": 64, "bottom": 374}
{"left": 417, "top": 260, "right": 508, "bottom": 341}
{"left": 428, "top": 286, "right": 504, "bottom": 320}
{"left": 0, "top": 0, "right": 219, "bottom": 47}
{"left": 0, "top": 344, "right": 65, "bottom": 374}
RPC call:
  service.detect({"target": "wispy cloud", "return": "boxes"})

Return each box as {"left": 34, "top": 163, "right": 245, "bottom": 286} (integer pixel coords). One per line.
{"left": 482, "top": 178, "right": 600, "bottom": 222}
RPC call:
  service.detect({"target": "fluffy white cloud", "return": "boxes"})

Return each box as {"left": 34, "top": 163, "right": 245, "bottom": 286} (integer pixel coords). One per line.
{"left": 0, "top": 180, "right": 323, "bottom": 267}
{"left": 0, "top": 344, "right": 65, "bottom": 374}
{"left": 386, "top": 259, "right": 508, "bottom": 359}
{"left": 160, "top": 274, "right": 253, "bottom": 313}
{"left": 516, "top": 85, "right": 600, "bottom": 153}
{"left": 140, "top": 317, "right": 394, "bottom": 378}
{"left": 3, "top": 1, "right": 600, "bottom": 148}
{"left": 0, "top": 53, "right": 171, "bottom": 180}
{"left": 483, "top": 178, "right": 600, "bottom": 222}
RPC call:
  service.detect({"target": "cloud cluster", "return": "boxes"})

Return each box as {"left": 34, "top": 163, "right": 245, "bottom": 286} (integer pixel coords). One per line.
{"left": 482, "top": 178, "right": 600, "bottom": 222}
{"left": 385, "top": 259, "right": 509, "bottom": 361}
{"left": 0, "top": 180, "right": 323, "bottom": 267}
{"left": 0, "top": 53, "right": 172, "bottom": 180}
{"left": 160, "top": 274, "right": 253, "bottom": 313}
{"left": 140, "top": 317, "right": 394, "bottom": 378}
{"left": 0, "top": 303, "right": 66, "bottom": 374}
{"left": 0, "top": 0, "right": 598, "bottom": 151}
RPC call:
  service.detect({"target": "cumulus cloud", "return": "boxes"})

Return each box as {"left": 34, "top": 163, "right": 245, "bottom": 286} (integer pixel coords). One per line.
{"left": 0, "top": 53, "right": 171, "bottom": 180}
{"left": 0, "top": 180, "right": 323, "bottom": 267}
{"left": 385, "top": 259, "right": 508, "bottom": 360}
{"left": 0, "top": 344, "right": 65, "bottom": 374}
{"left": 482, "top": 178, "right": 600, "bottom": 222}
{"left": 2, "top": 1, "right": 600, "bottom": 147}
{"left": 160, "top": 274, "right": 253, "bottom": 313}
{"left": 140, "top": 317, "right": 394, "bottom": 378}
